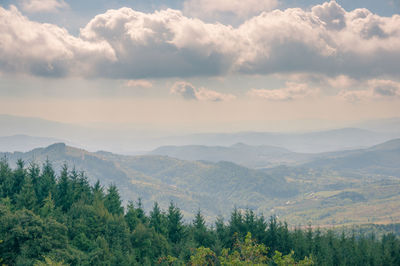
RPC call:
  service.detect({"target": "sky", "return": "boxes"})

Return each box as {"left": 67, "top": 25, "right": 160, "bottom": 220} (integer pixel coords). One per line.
{"left": 0, "top": 0, "right": 400, "bottom": 134}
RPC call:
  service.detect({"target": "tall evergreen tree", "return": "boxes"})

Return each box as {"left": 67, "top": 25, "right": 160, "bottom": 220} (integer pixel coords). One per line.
{"left": 0, "top": 157, "right": 13, "bottom": 198}
{"left": 16, "top": 175, "right": 37, "bottom": 210}
{"left": 104, "top": 184, "right": 123, "bottom": 216}
{"left": 150, "top": 202, "right": 167, "bottom": 235}
{"left": 193, "top": 209, "right": 212, "bottom": 247}
{"left": 12, "top": 159, "right": 26, "bottom": 197}
{"left": 56, "top": 164, "right": 72, "bottom": 212}
{"left": 167, "top": 202, "right": 184, "bottom": 244}
{"left": 125, "top": 201, "right": 140, "bottom": 231}
{"left": 37, "top": 160, "right": 56, "bottom": 204}
{"left": 27, "top": 162, "right": 40, "bottom": 194}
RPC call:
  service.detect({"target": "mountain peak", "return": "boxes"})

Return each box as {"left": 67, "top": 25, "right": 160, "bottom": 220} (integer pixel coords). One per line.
{"left": 45, "top": 142, "right": 67, "bottom": 151}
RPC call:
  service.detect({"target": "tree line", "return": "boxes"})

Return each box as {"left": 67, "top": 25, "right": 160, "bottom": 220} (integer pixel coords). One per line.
{"left": 0, "top": 158, "right": 399, "bottom": 265}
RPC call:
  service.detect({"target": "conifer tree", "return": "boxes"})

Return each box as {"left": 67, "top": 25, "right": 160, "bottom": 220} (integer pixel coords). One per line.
{"left": 56, "top": 164, "right": 72, "bottom": 212}
{"left": 12, "top": 159, "right": 26, "bottom": 197}
{"left": 37, "top": 160, "right": 56, "bottom": 204}
{"left": 167, "top": 201, "right": 184, "bottom": 244}
{"left": 150, "top": 202, "right": 167, "bottom": 235}
{"left": 193, "top": 209, "right": 211, "bottom": 247}
{"left": 16, "top": 175, "right": 37, "bottom": 210}
{"left": 0, "top": 157, "right": 13, "bottom": 198}
{"left": 125, "top": 201, "right": 139, "bottom": 231}
{"left": 104, "top": 184, "right": 123, "bottom": 216}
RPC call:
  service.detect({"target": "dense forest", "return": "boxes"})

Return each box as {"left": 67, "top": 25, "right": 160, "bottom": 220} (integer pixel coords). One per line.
{"left": 1, "top": 158, "right": 400, "bottom": 265}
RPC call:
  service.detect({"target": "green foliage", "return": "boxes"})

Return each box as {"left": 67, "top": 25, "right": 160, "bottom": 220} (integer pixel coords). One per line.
{"left": 34, "top": 256, "right": 67, "bottom": 266}
{"left": 273, "top": 250, "right": 314, "bottom": 266}
{"left": 190, "top": 247, "right": 217, "bottom": 266}
{"left": 167, "top": 202, "right": 184, "bottom": 244}
{"left": 104, "top": 184, "right": 124, "bottom": 216}
{"left": 0, "top": 159, "right": 399, "bottom": 265}
{"left": 219, "top": 232, "right": 269, "bottom": 265}
{"left": 16, "top": 175, "right": 37, "bottom": 210}
{"left": 150, "top": 201, "right": 167, "bottom": 235}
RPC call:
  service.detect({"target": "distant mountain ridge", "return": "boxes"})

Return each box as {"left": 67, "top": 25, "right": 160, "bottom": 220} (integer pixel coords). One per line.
{"left": 154, "top": 127, "right": 394, "bottom": 153}
{"left": 150, "top": 143, "right": 313, "bottom": 168}
{"left": 302, "top": 138, "right": 400, "bottom": 176}
{"left": 1, "top": 138, "right": 400, "bottom": 224}
{"left": 0, "top": 143, "right": 296, "bottom": 219}
{"left": 2, "top": 114, "right": 399, "bottom": 153}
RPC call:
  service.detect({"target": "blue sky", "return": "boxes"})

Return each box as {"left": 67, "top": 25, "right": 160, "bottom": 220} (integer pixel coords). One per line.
{"left": 2, "top": 0, "right": 399, "bottom": 34}
{"left": 0, "top": 0, "right": 399, "bottom": 133}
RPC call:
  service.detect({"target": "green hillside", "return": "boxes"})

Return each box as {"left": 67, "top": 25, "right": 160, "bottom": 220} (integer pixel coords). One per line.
{"left": 1, "top": 143, "right": 296, "bottom": 220}
{"left": 2, "top": 138, "right": 400, "bottom": 226}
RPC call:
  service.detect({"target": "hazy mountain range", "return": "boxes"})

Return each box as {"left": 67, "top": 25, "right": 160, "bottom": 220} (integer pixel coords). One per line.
{"left": 1, "top": 138, "right": 400, "bottom": 225}
{"left": 150, "top": 143, "right": 313, "bottom": 168}
{"left": 1, "top": 114, "right": 400, "bottom": 153}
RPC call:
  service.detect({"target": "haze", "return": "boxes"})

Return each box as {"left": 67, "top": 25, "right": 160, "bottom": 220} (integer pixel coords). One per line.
{"left": 0, "top": 0, "right": 399, "bottom": 142}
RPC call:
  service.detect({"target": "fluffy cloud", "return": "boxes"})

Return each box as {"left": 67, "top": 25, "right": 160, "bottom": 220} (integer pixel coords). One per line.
{"left": 79, "top": 8, "right": 238, "bottom": 78}
{"left": 183, "top": 0, "right": 279, "bottom": 21}
{"left": 236, "top": 1, "right": 400, "bottom": 78}
{"left": 125, "top": 79, "right": 153, "bottom": 88}
{"left": 0, "top": 6, "right": 115, "bottom": 77}
{"left": 248, "top": 82, "right": 318, "bottom": 101}
{"left": 1, "top": 1, "right": 400, "bottom": 81}
{"left": 19, "top": 0, "right": 68, "bottom": 13}
{"left": 171, "top": 81, "right": 235, "bottom": 101}
{"left": 339, "top": 79, "right": 400, "bottom": 102}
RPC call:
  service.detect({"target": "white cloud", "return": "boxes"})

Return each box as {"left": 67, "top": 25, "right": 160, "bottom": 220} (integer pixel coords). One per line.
{"left": 248, "top": 82, "right": 318, "bottom": 101}
{"left": 171, "top": 81, "right": 235, "bottom": 101}
{"left": 183, "top": 0, "right": 279, "bottom": 21}
{"left": 0, "top": 6, "right": 115, "bottom": 77}
{"left": 236, "top": 1, "right": 400, "bottom": 78}
{"left": 1, "top": 2, "right": 400, "bottom": 82}
{"left": 125, "top": 79, "right": 153, "bottom": 88}
{"left": 79, "top": 7, "right": 239, "bottom": 79}
{"left": 19, "top": 0, "right": 68, "bottom": 13}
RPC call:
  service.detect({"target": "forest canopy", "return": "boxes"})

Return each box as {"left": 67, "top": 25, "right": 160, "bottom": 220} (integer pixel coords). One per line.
{"left": 1, "top": 158, "right": 399, "bottom": 265}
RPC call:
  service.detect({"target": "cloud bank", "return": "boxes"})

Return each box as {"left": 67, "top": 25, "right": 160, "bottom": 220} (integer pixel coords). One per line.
{"left": 1, "top": 1, "right": 400, "bottom": 80}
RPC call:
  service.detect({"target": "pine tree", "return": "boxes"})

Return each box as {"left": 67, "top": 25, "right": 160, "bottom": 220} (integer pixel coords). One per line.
{"left": 104, "top": 184, "right": 123, "bottom": 216}
{"left": 167, "top": 201, "right": 184, "bottom": 244}
{"left": 28, "top": 162, "right": 40, "bottom": 194}
{"left": 125, "top": 201, "right": 139, "bottom": 231}
{"left": 193, "top": 209, "right": 210, "bottom": 247}
{"left": 149, "top": 202, "right": 167, "bottom": 235}
{"left": 0, "top": 157, "right": 13, "bottom": 198}
{"left": 134, "top": 198, "right": 147, "bottom": 225}
{"left": 56, "top": 164, "right": 72, "bottom": 212}
{"left": 12, "top": 159, "right": 26, "bottom": 197}
{"left": 37, "top": 160, "right": 56, "bottom": 204}
{"left": 16, "top": 175, "right": 37, "bottom": 210}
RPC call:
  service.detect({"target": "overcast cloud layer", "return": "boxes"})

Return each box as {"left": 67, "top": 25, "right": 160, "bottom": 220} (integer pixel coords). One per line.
{"left": 1, "top": 1, "right": 400, "bottom": 80}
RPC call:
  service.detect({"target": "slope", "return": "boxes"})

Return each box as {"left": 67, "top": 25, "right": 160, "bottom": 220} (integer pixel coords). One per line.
{"left": 1, "top": 143, "right": 296, "bottom": 220}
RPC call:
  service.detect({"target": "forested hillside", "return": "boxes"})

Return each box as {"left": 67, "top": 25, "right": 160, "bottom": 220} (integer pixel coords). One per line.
{"left": 1, "top": 160, "right": 400, "bottom": 265}
{"left": 0, "top": 143, "right": 296, "bottom": 220}
{"left": 2, "top": 140, "right": 400, "bottom": 226}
